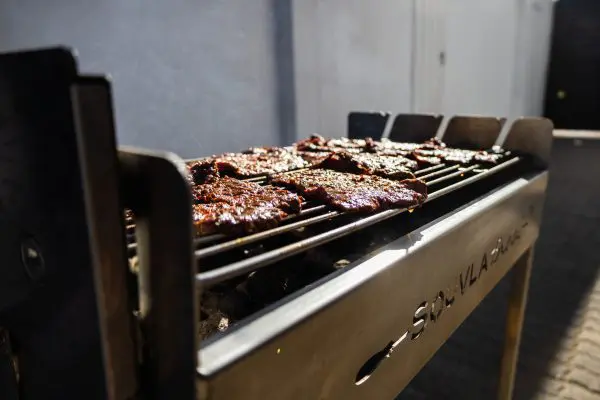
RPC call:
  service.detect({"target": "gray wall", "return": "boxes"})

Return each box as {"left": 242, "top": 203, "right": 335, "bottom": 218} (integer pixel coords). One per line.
{"left": 0, "top": 0, "right": 286, "bottom": 158}
{"left": 0, "top": 0, "right": 554, "bottom": 157}
{"left": 293, "top": 0, "right": 415, "bottom": 137}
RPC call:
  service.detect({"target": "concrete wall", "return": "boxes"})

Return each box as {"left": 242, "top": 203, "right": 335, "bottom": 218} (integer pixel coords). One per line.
{"left": 0, "top": 0, "right": 554, "bottom": 157}
{"left": 0, "top": 0, "right": 285, "bottom": 158}
{"left": 293, "top": 0, "right": 415, "bottom": 137}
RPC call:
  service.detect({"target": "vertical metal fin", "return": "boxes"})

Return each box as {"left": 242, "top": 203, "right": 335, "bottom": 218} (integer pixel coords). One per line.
{"left": 119, "top": 147, "right": 197, "bottom": 399}
{"left": 387, "top": 113, "right": 444, "bottom": 142}
{"left": 500, "top": 117, "right": 554, "bottom": 166}
{"left": 441, "top": 115, "right": 505, "bottom": 149}
{"left": 72, "top": 77, "right": 140, "bottom": 400}
{"left": 347, "top": 111, "right": 391, "bottom": 139}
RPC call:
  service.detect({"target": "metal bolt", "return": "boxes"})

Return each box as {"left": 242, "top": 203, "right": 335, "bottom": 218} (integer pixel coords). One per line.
{"left": 20, "top": 237, "right": 45, "bottom": 281}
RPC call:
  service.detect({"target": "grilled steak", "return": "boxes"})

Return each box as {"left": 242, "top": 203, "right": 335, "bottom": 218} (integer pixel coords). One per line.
{"left": 297, "top": 151, "right": 333, "bottom": 166}
{"left": 271, "top": 169, "right": 427, "bottom": 213}
{"left": 413, "top": 147, "right": 503, "bottom": 166}
{"left": 364, "top": 138, "right": 422, "bottom": 156}
{"left": 187, "top": 149, "right": 309, "bottom": 181}
{"left": 294, "top": 134, "right": 366, "bottom": 153}
{"left": 315, "top": 152, "right": 417, "bottom": 180}
{"left": 191, "top": 177, "right": 303, "bottom": 235}
{"left": 187, "top": 159, "right": 221, "bottom": 184}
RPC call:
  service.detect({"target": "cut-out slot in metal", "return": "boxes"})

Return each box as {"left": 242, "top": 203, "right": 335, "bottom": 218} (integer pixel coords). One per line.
{"left": 354, "top": 341, "right": 394, "bottom": 386}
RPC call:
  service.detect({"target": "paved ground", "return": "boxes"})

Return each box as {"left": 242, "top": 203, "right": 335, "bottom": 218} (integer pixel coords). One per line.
{"left": 397, "top": 139, "right": 600, "bottom": 399}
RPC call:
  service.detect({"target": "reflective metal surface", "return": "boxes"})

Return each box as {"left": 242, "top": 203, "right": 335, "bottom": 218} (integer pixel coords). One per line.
{"left": 443, "top": 115, "right": 506, "bottom": 149}
{"left": 72, "top": 76, "right": 139, "bottom": 399}
{"left": 194, "top": 114, "right": 552, "bottom": 399}
{"left": 198, "top": 171, "right": 547, "bottom": 400}
{"left": 501, "top": 117, "right": 554, "bottom": 165}
{"left": 119, "top": 147, "right": 198, "bottom": 399}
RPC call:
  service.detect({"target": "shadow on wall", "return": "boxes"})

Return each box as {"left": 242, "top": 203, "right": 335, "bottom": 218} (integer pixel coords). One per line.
{"left": 397, "top": 138, "right": 600, "bottom": 399}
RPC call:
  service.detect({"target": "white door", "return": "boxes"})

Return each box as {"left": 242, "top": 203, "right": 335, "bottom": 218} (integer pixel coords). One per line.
{"left": 412, "top": 0, "right": 448, "bottom": 113}
{"left": 292, "top": 0, "right": 415, "bottom": 137}
{"left": 441, "top": 0, "right": 521, "bottom": 116}
{"left": 511, "top": 0, "right": 555, "bottom": 117}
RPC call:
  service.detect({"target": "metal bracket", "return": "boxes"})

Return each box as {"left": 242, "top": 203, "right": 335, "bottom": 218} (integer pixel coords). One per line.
{"left": 72, "top": 76, "right": 140, "bottom": 400}
{"left": 119, "top": 147, "right": 198, "bottom": 399}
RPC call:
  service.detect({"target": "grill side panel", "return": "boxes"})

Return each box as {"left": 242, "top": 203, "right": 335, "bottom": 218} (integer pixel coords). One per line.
{"left": 198, "top": 171, "right": 547, "bottom": 400}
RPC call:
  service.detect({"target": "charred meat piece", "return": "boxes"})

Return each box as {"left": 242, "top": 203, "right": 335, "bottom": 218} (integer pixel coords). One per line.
{"left": 413, "top": 147, "right": 503, "bottom": 166}
{"left": 296, "top": 151, "right": 333, "bottom": 166}
{"left": 191, "top": 177, "right": 303, "bottom": 235}
{"left": 241, "top": 146, "right": 284, "bottom": 155}
{"left": 364, "top": 138, "right": 422, "bottom": 156}
{"left": 192, "top": 203, "right": 287, "bottom": 236}
{"left": 187, "top": 149, "right": 309, "bottom": 181}
{"left": 271, "top": 169, "right": 427, "bottom": 213}
{"left": 294, "top": 134, "right": 366, "bottom": 153}
{"left": 421, "top": 137, "right": 447, "bottom": 149}
{"left": 412, "top": 152, "right": 443, "bottom": 166}
{"left": 408, "top": 137, "right": 507, "bottom": 166}
{"left": 187, "top": 159, "right": 221, "bottom": 184}
{"left": 192, "top": 177, "right": 302, "bottom": 213}
{"left": 315, "top": 152, "right": 417, "bottom": 180}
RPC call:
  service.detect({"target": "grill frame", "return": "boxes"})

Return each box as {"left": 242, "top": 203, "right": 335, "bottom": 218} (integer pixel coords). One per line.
{"left": 190, "top": 116, "right": 551, "bottom": 400}
{"left": 0, "top": 48, "right": 553, "bottom": 400}
{"left": 109, "top": 114, "right": 552, "bottom": 399}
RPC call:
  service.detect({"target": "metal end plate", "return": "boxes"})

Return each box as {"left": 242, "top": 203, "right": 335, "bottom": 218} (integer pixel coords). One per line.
{"left": 500, "top": 117, "right": 554, "bottom": 167}
{"left": 347, "top": 111, "right": 391, "bottom": 139}
{"left": 441, "top": 115, "right": 506, "bottom": 149}
{"left": 119, "top": 147, "right": 198, "bottom": 399}
{"left": 197, "top": 171, "right": 548, "bottom": 400}
{"left": 388, "top": 114, "right": 444, "bottom": 143}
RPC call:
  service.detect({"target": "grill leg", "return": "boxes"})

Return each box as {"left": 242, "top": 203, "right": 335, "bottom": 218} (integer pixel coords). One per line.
{"left": 498, "top": 248, "right": 534, "bottom": 400}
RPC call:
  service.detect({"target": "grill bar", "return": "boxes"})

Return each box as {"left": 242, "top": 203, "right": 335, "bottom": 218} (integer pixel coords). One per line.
{"left": 426, "top": 164, "right": 480, "bottom": 185}
{"left": 195, "top": 156, "right": 520, "bottom": 286}
{"left": 417, "top": 164, "right": 459, "bottom": 180}
{"left": 127, "top": 203, "right": 330, "bottom": 253}
{"left": 127, "top": 157, "right": 515, "bottom": 260}
{"left": 413, "top": 163, "right": 447, "bottom": 176}
{"left": 195, "top": 210, "right": 339, "bottom": 260}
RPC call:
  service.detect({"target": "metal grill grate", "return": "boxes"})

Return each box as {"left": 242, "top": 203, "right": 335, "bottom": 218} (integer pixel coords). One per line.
{"left": 126, "top": 154, "right": 522, "bottom": 288}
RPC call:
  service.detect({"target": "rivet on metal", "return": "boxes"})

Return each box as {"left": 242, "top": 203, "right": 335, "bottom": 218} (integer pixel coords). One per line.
{"left": 20, "top": 237, "right": 45, "bottom": 281}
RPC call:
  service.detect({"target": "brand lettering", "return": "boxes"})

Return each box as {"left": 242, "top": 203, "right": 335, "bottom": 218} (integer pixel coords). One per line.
{"left": 356, "top": 222, "right": 528, "bottom": 384}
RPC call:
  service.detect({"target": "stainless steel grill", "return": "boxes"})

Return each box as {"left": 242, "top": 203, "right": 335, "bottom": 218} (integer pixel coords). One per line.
{"left": 127, "top": 154, "right": 522, "bottom": 287}
{"left": 0, "top": 48, "right": 553, "bottom": 400}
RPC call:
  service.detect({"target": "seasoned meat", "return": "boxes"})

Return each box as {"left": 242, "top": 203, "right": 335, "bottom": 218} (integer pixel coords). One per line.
{"left": 412, "top": 152, "right": 443, "bottom": 166}
{"left": 187, "top": 149, "right": 309, "bottom": 180}
{"left": 192, "top": 203, "right": 288, "bottom": 235}
{"left": 241, "top": 146, "right": 282, "bottom": 155}
{"left": 413, "top": 147, "right": 503, "bottom": 166}
{"left": 187, "top": 159, "right": 221, "bottom": 184}
{"left": 364, "top": 138, "right": 422, "bottom": 156}
{"left": 191, "top": 177, "right": 303, "bottom": 235}
{"left": 294, "top": 134, "right": 366, "bottom": 153}
{"left": 297, "top": 151, "right": 333, "bottom": 166}
{"left": 271, "top": 169, "right": 427, "bottom": 213}
{"left": 315, "top": 152, "right": 417, "bottom": 180}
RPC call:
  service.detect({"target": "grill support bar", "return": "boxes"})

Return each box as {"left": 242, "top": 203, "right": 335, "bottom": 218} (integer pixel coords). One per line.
{"left": 498, "top": 247, "right": 534, "bottom": 400}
